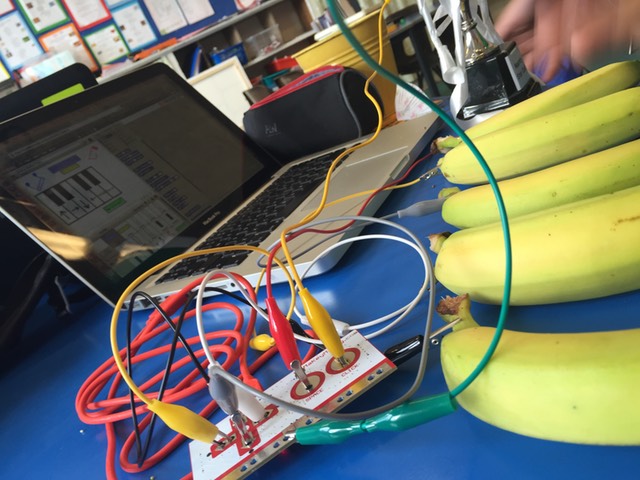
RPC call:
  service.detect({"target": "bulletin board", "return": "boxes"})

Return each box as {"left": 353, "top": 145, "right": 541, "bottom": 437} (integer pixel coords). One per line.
{"left": 0, "top": 0, "right": 239, "bottom": 77}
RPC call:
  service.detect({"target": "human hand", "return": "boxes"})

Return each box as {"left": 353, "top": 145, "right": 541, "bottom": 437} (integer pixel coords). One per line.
{"left": 495, "top": 0, "right": 640, "bottom": 82}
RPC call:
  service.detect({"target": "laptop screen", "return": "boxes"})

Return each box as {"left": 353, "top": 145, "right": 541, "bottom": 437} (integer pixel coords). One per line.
{"left": 0, "top": 63, "right": 281, "bottom": 304}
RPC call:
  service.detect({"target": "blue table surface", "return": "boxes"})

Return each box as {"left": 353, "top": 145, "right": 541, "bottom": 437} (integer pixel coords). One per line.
{"left": 1, "top": 125, "right": 638, "bottom": 480}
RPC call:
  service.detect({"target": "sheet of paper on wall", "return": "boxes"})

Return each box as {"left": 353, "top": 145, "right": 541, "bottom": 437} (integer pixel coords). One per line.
{"left": 40, "top": 23, "right": 100, "bottom": 73}
{"left": 0, "top": 0, "right": 14, "bottom": 16}
{"left": 0, "top": 62, "right": 9, "bottom": 82}
{"left": 15, "top": 0, "right": 69, "bottom": 34}
{"left": 144, "top": 0, "right": 188, "bottom": 35}
{"left": 112, "top": 2, "right": 158, "bottom": 52}
{"left": 62, "top": 0, "right": 112, "bottom": 30}
{"left": 84, "top": 24, "right": 129, "bottom": 66}
{"left": 105, "top": 0, "right": 129, "bottom": 7}
{"left": 0, "top": 12, "right": 44, "bottom": 71}
{"left": 176, "top": 0, "right": 214, "bottom": 24}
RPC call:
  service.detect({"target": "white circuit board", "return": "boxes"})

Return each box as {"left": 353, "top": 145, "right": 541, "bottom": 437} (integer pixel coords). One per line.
{"left": 189, "top": 330, "right": 395, "bottom": 479}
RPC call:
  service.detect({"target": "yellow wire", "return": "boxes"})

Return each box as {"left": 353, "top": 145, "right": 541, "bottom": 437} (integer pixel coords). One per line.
{"left": 279, "top": 0, "right": 391, "bottom": 289}
{"left": 109, "top": 245, "right": 296, "bottom": 407}
{"left": 323, "top": 177, "right": 422, "bottom": 209}
{"left": 111, "top": 1, "right": 394, "bottom": 401}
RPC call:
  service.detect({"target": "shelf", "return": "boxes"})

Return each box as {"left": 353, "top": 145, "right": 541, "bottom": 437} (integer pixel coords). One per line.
{"left": 244, "top": 30, "right": 317, "bottom": 69}
{"left": 101, "top": 0, "right": 294, "bottom": 81}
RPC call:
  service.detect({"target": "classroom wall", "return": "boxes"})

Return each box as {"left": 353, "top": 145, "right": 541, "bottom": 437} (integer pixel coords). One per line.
{"left": 0, "top": 0, "right": 238, "bottom": 81}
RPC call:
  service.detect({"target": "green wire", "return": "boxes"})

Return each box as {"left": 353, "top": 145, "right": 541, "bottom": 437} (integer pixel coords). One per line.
{"left": 325, "top": 0, "right": 512, "bottom": 398}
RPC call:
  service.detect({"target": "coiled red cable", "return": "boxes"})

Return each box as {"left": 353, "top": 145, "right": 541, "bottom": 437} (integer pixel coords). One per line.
{"left": 76, "top": 275, "right": 316, "bottom": 479}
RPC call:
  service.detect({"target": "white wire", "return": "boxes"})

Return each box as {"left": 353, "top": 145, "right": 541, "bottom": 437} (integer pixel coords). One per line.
{"left": 260, "top": 216, "right": 432, "bottom": 343}
{"left": 195, "top": 271, "right": 222, "bottom": 366}
{"left": 195, "top": 214, "right": 436, "bottom": 420}
{"left": 299, "top": 235, "right": 427, "bottom": 329}
{"left": 210, "top": 225, "right": 437, "bottom": 421}
{"left": 194, "top": 269, "right": 267, "bottom": 366}
{"left": 289, "top": 215, "right": 431, "bottom": 336}
{"left": 293, "top": 233, "right": 429, "bottom": 340}
{"left": 193, "top": 232, "right": 428, "bottom": 346}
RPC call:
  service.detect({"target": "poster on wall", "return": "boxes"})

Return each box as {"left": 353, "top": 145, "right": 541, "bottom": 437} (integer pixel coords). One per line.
{"left": 0, "top": 59, "right": 9, "bottom": 80}
{"left": 112, "top": 1, "right": 157, "bottom": 52}
{"left": 15, "top": 0, "right": 69, "bottom": 34}
{"left": 176, "top": 0, "right": 213, "bottom": 24}
{"left": 143, "top": 0, "right": 187, "bottom": 35}
{"left": 0, "top": 0, "right": 14, "bottom": 16}
{"left": 61, "top": 0, "right": 111, "bottom": 31}
{"left": 40, "top": 23, "right": 99, "bottom": 72}
{"left": 0, "top": 11, "right": 44, "bottom": 71}
{"left": 83, "top": 23, "right": 129, "bottom": 65}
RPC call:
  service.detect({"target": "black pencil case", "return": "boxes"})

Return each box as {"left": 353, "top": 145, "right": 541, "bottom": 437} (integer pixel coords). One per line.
{"left": 243, "top": 65, "right": 383, "bottom": 162}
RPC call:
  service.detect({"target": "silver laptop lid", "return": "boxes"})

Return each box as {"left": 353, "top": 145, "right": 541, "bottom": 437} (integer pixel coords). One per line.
{"left": 0, "top": 63, "right": 283, "bottom": 306}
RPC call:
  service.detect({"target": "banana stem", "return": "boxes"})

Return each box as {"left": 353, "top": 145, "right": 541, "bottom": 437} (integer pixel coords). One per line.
{"left": 436, "top": 294, "right": 479, "bottom": 331}
{"left": 435, "top": 136, "right": 463, "bottom": 152}
{"left": 428, "top": 232, "right": 450, "bottom": 253}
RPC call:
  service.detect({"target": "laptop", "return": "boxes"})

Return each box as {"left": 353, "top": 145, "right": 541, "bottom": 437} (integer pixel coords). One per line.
{"left": 0, "top": 63, "right": 440, "bottom": 310}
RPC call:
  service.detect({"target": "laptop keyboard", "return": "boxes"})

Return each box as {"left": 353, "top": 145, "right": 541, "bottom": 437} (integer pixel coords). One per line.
{"left": 156, "top": 149, "right": 347, "bottom": 284}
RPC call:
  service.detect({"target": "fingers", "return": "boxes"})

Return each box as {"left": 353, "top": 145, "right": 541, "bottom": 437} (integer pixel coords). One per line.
{"left": 531, "top": 0, "right": 565, "bottom": 81}
{"left": 570, "top": 0, "right": 640, "bottom": 63}
{"left": 494, "top": 0, "right": 536, "bottom": 40}
{"left": 495, "top": 0, "right": 565, "bottom": 81}
{"left": 493, "top": 0, "right": 639, "bottom": 82}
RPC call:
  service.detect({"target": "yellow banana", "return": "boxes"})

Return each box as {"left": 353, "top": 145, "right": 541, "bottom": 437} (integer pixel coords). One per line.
{"left": 435, "top": 60, "right": 640, "bottom": 151}
{"left": 438, "top": 295, "right": 640, "bottom": 445}
{"left": 437, "top": 87, "right": 640, "bottom": 185}
{"left": 434, "top": 184, "right": 640, "bottom": 305}
{"left": 441, "top": 139, "right": 640, "bottom": 229}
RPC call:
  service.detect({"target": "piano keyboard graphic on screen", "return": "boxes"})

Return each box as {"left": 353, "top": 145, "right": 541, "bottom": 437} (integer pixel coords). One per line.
{"left": 36, "top": 167, "right": 121, "bottom": 224}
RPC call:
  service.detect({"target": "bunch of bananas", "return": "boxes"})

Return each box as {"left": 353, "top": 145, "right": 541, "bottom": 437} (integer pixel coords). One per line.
{"left": 430, "top": 62, "right": 640, "bottom": 445}
{"left": 435, "top": 60, "right": 640, "bottom": 152}
{"left": 431, "top": 60, "right": 640, "bottom": 305}
{"left": 435, "top": 61, "right": 640, "bottom": 184}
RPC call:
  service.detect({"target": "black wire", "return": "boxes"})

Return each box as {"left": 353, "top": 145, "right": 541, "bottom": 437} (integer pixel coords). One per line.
{"left": 125, "top": 294, "right": 145, "bottom": 465}
{"left": 124, "top": 285, "right": 259, "bottom": 465}
{"left": 136, "top": 290, "right": 199, "bottom": 465}
{"left": 289, "top": 317, "right": 323, "bottom": 346}
{"left": 126, "top": 290, "right": 207, "bottom": 466}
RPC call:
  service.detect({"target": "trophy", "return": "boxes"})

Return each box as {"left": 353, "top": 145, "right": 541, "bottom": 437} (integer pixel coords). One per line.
{"left": 419, "top": 0, "right": 541, "bottom": 126}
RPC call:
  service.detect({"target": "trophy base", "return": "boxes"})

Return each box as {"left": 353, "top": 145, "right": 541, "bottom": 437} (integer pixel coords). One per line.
{"left": 458, "top": 41, "right": 541, "bottom": 120}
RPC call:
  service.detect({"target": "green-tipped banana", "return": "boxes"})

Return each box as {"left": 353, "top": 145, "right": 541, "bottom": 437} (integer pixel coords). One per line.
{"left": 434, "top": 184, "right": 640, "bottom": 305}
{"left": 437, "top": 87, "right": 640, "bottom": 185}
{"left": 441, "top": 139, "right": 640, "bottom": 228}
{"left": 435, "top": 60, "right": 640, "bottom": 151}
{"left": 438, "top": 296, "right": 640, "bottom": 445}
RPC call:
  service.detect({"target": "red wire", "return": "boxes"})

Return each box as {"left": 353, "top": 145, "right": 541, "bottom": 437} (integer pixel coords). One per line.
{"left": 77, "top": 320, "right": 241, "bottom": 423}
{"left": 264, "top": 151, "right": 433, "bottom": 296}
{"left": 76, "top": 154, "right": 402, "bottom": 477}
{"left": 118, "top": 346, "right": 280, "bottom": 473}
{"left": 75, "top": 271, "right": 311, "bottom": 479}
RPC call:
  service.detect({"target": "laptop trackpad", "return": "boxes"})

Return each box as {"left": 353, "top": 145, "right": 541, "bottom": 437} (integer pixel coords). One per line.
{"left": 300, "top": 150, "right": 410, "bottom": 212}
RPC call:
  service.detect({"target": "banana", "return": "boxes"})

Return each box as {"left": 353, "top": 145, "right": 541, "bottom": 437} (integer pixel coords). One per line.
{"left": 441, "top": 139, "right": 640, "bottom": 229}
{"left": 437, "top": 295, "right": 640, "bottom": 445}
{"left": 434, "top": 184, "right": 640, "bottom": 305}
{"left": 435, "top": 60, "right": 640, "bottom": 151}
{"left": 437, "top": 87, "right": 640, "bottom": 185}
